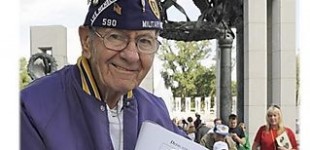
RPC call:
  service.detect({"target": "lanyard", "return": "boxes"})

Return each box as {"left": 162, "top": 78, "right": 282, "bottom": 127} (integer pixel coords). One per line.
{"left": 270, "top": 129, "right": 277, "bottom": 150}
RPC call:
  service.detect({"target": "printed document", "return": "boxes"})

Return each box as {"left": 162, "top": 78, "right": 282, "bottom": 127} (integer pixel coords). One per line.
{"left": 135, "top": 121, "right": 208, "bottom": 150}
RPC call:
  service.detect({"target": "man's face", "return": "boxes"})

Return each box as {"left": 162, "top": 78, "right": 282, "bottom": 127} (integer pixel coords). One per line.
{"left": 229, "top": 119, "right": 238, "bottom": 128}
{"left": 80, "top": 27, "right": 157, "bottom": 94}
{"left": 215, "top": 120, "right": 222, "bottom": 125}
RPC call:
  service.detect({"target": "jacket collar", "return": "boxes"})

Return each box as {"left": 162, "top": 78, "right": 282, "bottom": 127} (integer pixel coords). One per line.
{"left": 76, "top": 56, "right": 133, "bottom": 101}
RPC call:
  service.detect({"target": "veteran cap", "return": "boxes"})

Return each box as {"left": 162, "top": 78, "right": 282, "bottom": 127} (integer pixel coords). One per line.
{"left": 214, "top": 124, "right": 229, "bottom": 136}
{"left": 84, "top": 0, "right": 163, "bottom": 30}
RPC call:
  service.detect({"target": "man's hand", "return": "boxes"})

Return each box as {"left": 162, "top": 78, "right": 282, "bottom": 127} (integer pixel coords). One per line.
{"left": 230, "top": 133, "right": 238, "bottom": 141}
{"left": 230, "top": 133, "right": 245, "bottom": 145}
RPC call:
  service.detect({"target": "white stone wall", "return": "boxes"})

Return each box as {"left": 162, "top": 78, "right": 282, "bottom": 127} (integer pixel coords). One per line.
{"left": 271, "top": 0, "right": 297, "bottom": 132}
{"left": 244, "top": 0, "right": 268, "bottom": 143}
{"left": 244, "top": 0, "right": 298, "bottom": 144}
{"left": 30, "top": 25, "right": 67, "bottom": 69}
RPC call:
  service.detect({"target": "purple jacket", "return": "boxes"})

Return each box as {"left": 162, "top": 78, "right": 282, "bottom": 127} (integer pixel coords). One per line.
{"left": 21, "top": 65, "right": 187, "bottom": 150}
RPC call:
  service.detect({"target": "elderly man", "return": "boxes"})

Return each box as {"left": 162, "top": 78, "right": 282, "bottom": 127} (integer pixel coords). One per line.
{"left": 20, "top": 0, "right": 187, "bottom": 149}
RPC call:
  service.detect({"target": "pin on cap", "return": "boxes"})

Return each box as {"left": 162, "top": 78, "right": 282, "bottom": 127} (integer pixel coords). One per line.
{"left": 87, "top": 0, "right": 99, "bottom": 6}
{"left": 141, "top": 0, "right": 146, "bottom": 12}
{"left": 92, "top": 0, "right": 99, "bottom": 5}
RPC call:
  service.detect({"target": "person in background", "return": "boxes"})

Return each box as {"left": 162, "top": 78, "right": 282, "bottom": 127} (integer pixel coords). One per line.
{"left": 228, "top": 114, "right": 246, "bottom": 149}
{"left": 187, "top": 116, "right": 194, "bottom": 127}
{"left": 200, "top": 118, "right": 237, "bottom": 150}
{"left": 238, "top": 122, "right": 251, "bottom": 150}
{"left": 187, "top": 124, "right": 196, "bottom": 141}
{"left": 20, "top": 0, "right": 188, "bottom": 149}
{"left": 252, "top": 105, "right": 298, "bottom": 150}
{"left": 213, "top": 124, "right": 230, "bottom": 150}
{"left": 208, "top": 118, "right": 223, "bottom": 134}
{"left": 181, "top": 118, "right": 189, "bottom": 131}
{"left": 195, "top": 122, "right": 210, "bottom": 143}
{"left": 186, "top": 116, "right": 196, "bottom": 140}
{"left": 194, "top": 113, "right": 202, "bottom": 129}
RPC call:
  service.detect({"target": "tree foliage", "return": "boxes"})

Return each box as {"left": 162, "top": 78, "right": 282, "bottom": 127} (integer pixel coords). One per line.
{"left": 20, "top": 57, "right": 31, "bottom": 90}
{"left": 158, "top": 39, "right": 216, "bottom": 99}
{"left": 231, "top": 80, "right": 237, "bottom": 96}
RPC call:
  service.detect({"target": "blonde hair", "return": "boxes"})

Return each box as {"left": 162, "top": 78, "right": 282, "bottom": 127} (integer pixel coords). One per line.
{"left": 265, "top": 105, "right": 285, "bottom": 134}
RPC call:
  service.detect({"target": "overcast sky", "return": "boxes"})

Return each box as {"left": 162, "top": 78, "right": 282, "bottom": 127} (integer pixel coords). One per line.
{"left": 20, "top": 0, "right": 200, "bottom": 63}
{"left": 20, "top": 0, "right": 91, "bottom": 63}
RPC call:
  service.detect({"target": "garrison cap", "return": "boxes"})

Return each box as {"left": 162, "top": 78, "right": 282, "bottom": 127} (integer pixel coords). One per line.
{"left": 84, "top": 0, "right": 163, "bottom": 30}
{"left": 214, "top": 124, "right": 229, "bottom": 136}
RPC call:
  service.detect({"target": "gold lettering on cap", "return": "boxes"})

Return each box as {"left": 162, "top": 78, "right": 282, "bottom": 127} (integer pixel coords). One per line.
{"left": 148, "top": 0, "right": 160, "bottom": 19}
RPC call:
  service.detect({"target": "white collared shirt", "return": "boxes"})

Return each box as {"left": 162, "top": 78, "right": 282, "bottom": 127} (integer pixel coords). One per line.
{"left": 106, "top": 98, "right": 124, "bottom": 150}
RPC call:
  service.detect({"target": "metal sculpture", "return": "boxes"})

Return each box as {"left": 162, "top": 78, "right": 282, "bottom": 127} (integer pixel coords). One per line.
{"left": 159, "top": 0, "right": 244, "bottom": 123}
{"left": 159, "top": 0, "right": 243, "bottom": 41}
{"left": 27, "top": 52, "right": 58, "bottom": 80}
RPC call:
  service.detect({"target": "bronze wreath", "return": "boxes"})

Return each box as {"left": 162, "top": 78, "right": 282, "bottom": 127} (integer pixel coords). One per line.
{"left": 27, "top": 53, "right": 58, "bottom": 80}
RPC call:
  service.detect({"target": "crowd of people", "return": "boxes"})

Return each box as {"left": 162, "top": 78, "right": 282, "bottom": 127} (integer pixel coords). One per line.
{"left": 173, "top": 114, "right": 250, "bottom": 150}
{"left": 173, "top": 106, "right": 298, "bottom": 150}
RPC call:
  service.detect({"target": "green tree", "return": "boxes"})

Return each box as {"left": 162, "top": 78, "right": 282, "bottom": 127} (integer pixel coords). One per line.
{"left": 158, "top": 39, "right": 216, "bottom": 110}
{"left": 194, "top": 66, "right": 216, "bottom": 97}
{"left": 20, "top": 57, "right": 31, "bottom": 89}
{"left": 231, "top": 80, "right": 237, "bottom": 97}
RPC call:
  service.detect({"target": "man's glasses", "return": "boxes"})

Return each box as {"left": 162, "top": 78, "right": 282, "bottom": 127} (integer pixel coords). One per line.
{"left": 93, "top": 29, "right": 160, "bottom": 54}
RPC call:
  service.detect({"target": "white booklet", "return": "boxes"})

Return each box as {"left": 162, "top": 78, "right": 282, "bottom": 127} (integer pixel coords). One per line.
{"left": 135, "top": 121, "right": 209, "bottom": 150}
{"left": 276, "top": 131, "right": 292, "bottom": 149}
